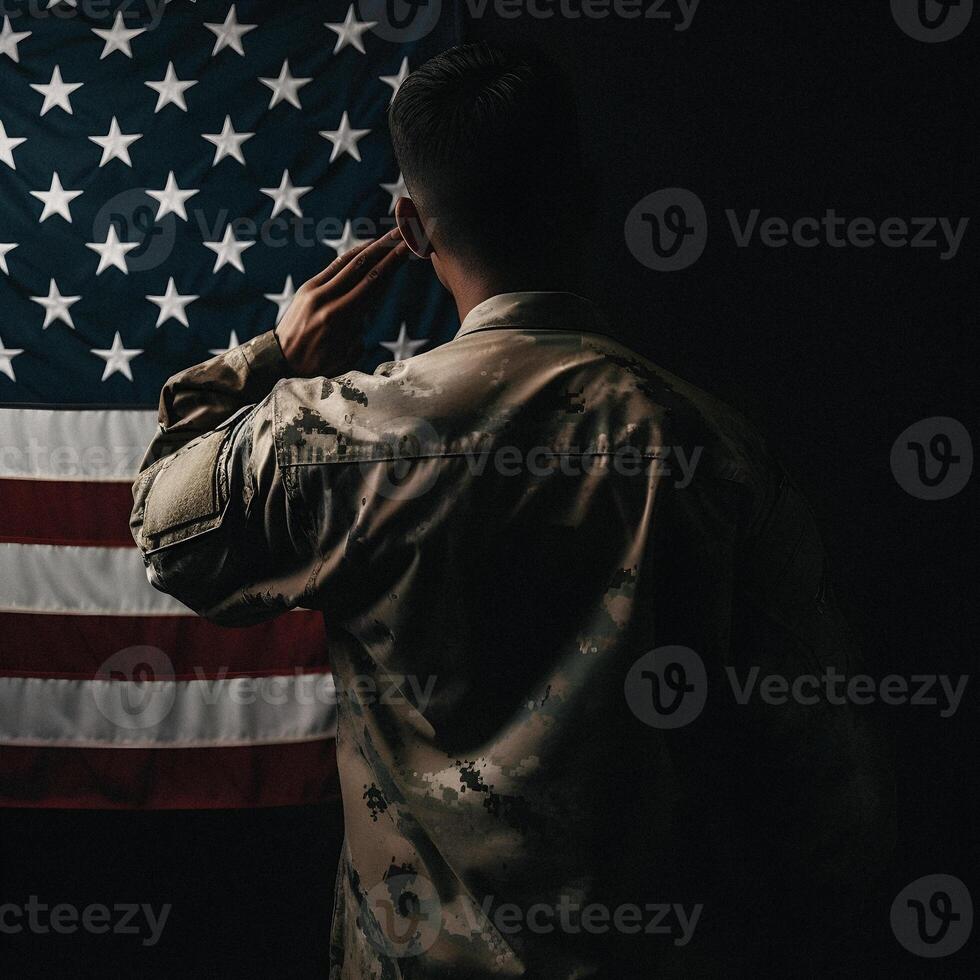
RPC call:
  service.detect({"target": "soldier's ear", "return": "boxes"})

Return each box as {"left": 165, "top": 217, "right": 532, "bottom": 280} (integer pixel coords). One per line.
{"left": 395, "top": 197, "right": 435, "bottom": 260}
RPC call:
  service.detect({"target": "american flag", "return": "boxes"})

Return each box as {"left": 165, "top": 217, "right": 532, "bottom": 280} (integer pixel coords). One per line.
{"left": 0, "top": 0, "right": 459, "bottom": 808}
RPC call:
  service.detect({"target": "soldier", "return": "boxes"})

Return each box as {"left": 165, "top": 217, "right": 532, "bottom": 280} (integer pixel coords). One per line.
{"left": 133, "top": 43, "right": 892, "bottom": 978}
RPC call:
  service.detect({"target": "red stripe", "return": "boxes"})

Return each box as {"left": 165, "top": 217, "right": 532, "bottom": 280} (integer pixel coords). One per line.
{"left": 0, "top": 479, "right": 134, "bottom": 547}
{"left": 0, "top": 741, "right": 341, "bottom": 809}
{"left": 0, "top": 611, "right": 330, "bottom": 679}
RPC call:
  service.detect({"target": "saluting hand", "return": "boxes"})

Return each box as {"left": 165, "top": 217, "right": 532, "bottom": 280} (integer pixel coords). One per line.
{"left": 275, "top": 228, "right": 411, "bottom": 378}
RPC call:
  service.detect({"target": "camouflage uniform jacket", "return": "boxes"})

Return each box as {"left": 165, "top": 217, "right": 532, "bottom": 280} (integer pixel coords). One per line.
{"left": 132, "top": 292, "right": 890, "bottom": 978}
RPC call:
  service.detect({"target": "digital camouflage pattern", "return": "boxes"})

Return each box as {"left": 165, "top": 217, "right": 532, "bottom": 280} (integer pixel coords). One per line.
{"left": 132, "top": 293, "right": 891, "bottom": 977}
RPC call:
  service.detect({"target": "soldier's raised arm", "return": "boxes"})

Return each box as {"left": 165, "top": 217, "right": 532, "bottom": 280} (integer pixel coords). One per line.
{"left": 130, "top": 232, "right": 410, "bottom": 624}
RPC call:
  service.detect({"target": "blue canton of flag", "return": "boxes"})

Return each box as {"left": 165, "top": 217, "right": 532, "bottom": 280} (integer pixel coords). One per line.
{"left": 0, "top": 0, "right": 459, "bottom": 406}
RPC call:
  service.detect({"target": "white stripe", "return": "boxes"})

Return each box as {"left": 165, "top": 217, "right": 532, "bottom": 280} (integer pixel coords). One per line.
{"left": 0, "top": 408, "right": 158, "bottom": 481}
{"left": 0, "top": 674, "right": 337, "bottom": 748}
{"left": 0, "top": 543, "right": 189, "bottom": 616}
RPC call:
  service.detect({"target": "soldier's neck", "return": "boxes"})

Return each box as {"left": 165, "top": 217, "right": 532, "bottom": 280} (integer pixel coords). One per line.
{"left": 446, "top": 261, "right": 583, "bottom": 327}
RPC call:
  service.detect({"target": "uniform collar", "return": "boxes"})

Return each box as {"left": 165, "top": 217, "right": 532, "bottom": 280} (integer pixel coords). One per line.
{"left": 454, "top": 292, "right": 606, "bottom": 340}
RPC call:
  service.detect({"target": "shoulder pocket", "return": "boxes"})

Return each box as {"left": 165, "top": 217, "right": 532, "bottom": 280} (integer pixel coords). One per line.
{"left": 142, "top": 428, "right": 232, "bottom": 553}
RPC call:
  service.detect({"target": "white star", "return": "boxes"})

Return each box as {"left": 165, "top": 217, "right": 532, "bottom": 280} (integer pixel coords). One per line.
{"left": 92, "top": 332, "right": 142, "bottom": 381}
{"left": 30, "top": 66, "right": 83, "bottom": 116}
{"left": 30, "top": 279, "right": 80, "bottom": 329}
{"left": 320, "top": 112, "right": 370, "bottom": 163}
{"left": 380, "top": 172, "right": 407, "bottom": 213}
{"left": 203, "top": 115, "right": 254, "bottom": 166}
{"left": 89, "top": 116, "right": 142, "bottom": 167}
{"left": 146, "top": 61, "right": 198, "bottom": 112}
{"left": 205, "top": 5, "right": 256, "bottom": 56}
{"left": 86, "top": 225, "right": 138, "bottom": 275}
{"left": 0, "top": 120, "right": 26, "bottom": 169}
{"left": 209, "top": 330, "right": 241, "bottom": 356}
{"left": 380, "top": 323, "right": 428, "bottom": 361}
{"left": 264, "top": 276, "right": 296, "bottom": 323}
{"left": 0, "top": 242, "right": 16, "bottom": 274}
{"left": 92, "top": 12, "right": 146, "bottom": 59}
{"left": 0, "top": 16, "right": 30, "bottom": 63}
{"left": 379, "top": 57, "right": 410, "bottom": 103}
{"left": 147, "top": 278, "right": 198, "bottom": 328}
{"left": 0, "top": 335, "right": 23, "bottom": 382}
{"left": 30, "top": 172, "right": 83, "bottom": 223}
{"left": 259, "top": 60, "right": 311, "bottom": 110}
{"left": 147, "top": 171, "right": 199, "bottom": 221}
{"left": 261, "top": 171, "right": 312, "bottom": 219}
{"left": 322, "top": 220, "right": 368, "bottom": 255}
{"left": 326, "top": 5, "right": 376, "bottom": 54}
{"left": 204, "top": 225, "right": 255, "bottom": 273}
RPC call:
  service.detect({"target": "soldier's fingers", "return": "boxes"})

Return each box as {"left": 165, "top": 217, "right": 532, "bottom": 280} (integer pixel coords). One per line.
{"left": 327, "top": 230, "right": 407, "bottom": 295}
{"left": 310, "top": 229, "right": 403, "bottom": 290}
{"left": 306, "top": 238, "right": 376, "bottom": 289}
{"left": 344, "top": 239, "right": 411, "bottom": 304}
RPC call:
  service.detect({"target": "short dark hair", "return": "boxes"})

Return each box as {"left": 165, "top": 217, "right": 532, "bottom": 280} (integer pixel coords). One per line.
{"left": 388, "top": 43, "right": 582, "bottom": 269}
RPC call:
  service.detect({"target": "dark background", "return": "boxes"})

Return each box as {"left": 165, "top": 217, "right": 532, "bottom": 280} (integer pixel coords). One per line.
{"left": 2, "top": 4, "right": 975, "bottom": 976}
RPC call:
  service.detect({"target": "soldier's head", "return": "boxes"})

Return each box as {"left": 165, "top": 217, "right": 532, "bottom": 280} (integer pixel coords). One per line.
{"left": 389, "top": 42, "right": 585, "bottom": 290}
